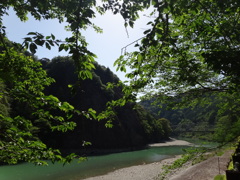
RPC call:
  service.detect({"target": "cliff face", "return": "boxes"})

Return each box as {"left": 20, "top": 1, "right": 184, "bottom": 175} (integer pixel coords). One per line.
{"left": 40, "top": 56, "right": 165, "bottom": 150}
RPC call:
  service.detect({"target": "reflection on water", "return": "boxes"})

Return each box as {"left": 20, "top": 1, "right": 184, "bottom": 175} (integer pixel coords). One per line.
{"left": 0, "top": 141, "right": 216, "bottom": 180}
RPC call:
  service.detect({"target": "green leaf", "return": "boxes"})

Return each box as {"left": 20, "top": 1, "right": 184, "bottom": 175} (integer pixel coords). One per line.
{"left": 27, "top": 32, "right": 37, "bottom": 35}
{"left": 129, "top": 20, "right": 134, "bottom": 28}
{"left": 88, "top": 108, "right": 96, "bottom": 119}
{"left": 48, "top": 40, "right": 54, "bottom": 46}
{"left": 82, "top": 141, "right": 92, "bottom": 146}
{"left": 78, "top": 157, "right": 87, "bottom": 163}
{"left": 24, "top": 37, "right": 32, "bottom": 42}
{"left": 137, "top": 53, "right": 143, "bottom": 63}
{"left": 45, "top": 42, "right": 51, "bottom": 50}
{"left": 51, "top": 34, "right": 55, "bottom": 40}
{"left": 143, "top": 29, "right": 151, "bottom": 35}
{"left": 120, "top": 66, "right": 126, "bottom": 72}
{"left": 105, "top": 120, "right": 113, "bottom": 128}
{"left": 34, "top": 39, "right": 44, "bottom": 46}
{"left": 30, "top": 43, "right": 37, "bottom": 54}
{"left": 59, "top": 44, "right": 65, "bottom": 52}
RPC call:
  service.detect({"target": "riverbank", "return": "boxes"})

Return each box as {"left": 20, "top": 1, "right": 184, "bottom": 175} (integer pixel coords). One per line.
{"left": 69, "top": 138, "right": 192, "bottom": 156}
{"left": 148, "top": 138, "right": 193, "bottom": 147}
{"left": 84, "top": 139, "right": 233, "bottom": 180}
{"left": 83, "top": 155, "right": 181, "bottom": 180}
{"left": 83, "top": 138, "right": 192, "bottom": 180}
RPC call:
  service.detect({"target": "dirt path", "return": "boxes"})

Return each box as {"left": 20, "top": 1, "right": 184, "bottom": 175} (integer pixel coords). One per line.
{"left": 167, "top": 150, "right": 233, "bottom": 180}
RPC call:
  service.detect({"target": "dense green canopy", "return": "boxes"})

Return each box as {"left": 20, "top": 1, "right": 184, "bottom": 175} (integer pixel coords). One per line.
{"left": 116, "top": 0, "right": 240, "bottom": 143}
{"left": 116, "top": 1, "right": 240, "bottom": 142}
{"left": 0, "top": 0, "right": 153, "bottom": 165}
{"left": 117, "top": 0, "right": 240, "bottom": 94}
{"left": 1, "top": 0, "right": 240, "bottom": 165}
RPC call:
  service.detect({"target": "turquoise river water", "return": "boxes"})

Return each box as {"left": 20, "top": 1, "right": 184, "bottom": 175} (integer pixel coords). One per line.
{"left": 0, "top": 145, "right": 191, "bottom": 180}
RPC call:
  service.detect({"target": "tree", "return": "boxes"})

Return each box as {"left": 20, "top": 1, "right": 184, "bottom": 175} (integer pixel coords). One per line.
{"left": 0, "top": 39, "right": 79, "bottom": 165}
{"left": 214, "top": 115, "right": 240, "bottom": 142}
{"left": 159, "top": 118, "right": 172, "bottom": 139}
{"left": 115, "top": 0, "right": 240, "bottom": 142}
{"left": 0, "top": 79, "right": 10, "bottom": 117}
{"left": 117, "top": 0, "right": 240, "bottom": 93}
{"left": 0, "top": 0, "right": 154, "bottom": 165}
{"left": 1, "top": 0, "right": 239, "bottom": 165}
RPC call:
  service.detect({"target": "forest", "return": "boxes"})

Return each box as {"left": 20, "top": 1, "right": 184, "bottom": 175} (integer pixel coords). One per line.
{"left": 39, "top": 56, "right": 172, "bottom": 150}
{"left": 0, "top": 41, "right": 172, "bottom": 164}
{"left": 1, "top": 0, "right": 240, "bottom": 166}
{"left": 140, "top": 95, "right": 238, "bottom": 142}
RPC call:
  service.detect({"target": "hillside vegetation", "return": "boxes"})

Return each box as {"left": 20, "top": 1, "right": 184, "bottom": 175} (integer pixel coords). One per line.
{"left": 1, "top": 0, "right": 240, "bottom": 165}
{"left": 140, "top": 96, "right": 240, "bottom": 142}
{"left": 40, "top": 56, "right": 172, "bottom": 151}
{"left": 1, "top": 52, "right": 172, "bottom": 155}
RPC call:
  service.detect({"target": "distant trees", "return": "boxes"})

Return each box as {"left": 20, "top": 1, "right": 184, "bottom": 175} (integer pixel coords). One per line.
{"left": 214, "top": 115, "right": 240, "bottom": 142}
{"left": 159, "top": 118, "right": 172, "bottom": 139}
{"left": 140, "top": 93, "right": 240, "bottom": 142}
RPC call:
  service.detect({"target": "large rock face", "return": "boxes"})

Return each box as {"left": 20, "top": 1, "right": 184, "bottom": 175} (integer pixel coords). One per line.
{"left": 40, "top": 57, "right": 163, "bottom": 151}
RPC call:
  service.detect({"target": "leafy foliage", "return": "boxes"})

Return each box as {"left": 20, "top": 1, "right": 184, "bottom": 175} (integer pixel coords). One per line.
{"left": 115, "top": 0, "right": 240, "bottom": 143}
{"left": 40, "top": 56, "right": 167, "bottom": 150}
{"left": 0, "top": 37, "right": 82, "bottom": 164}
{"left": 117, "top": 0, "right": 240, "bottom": 93}
{"left": 0, "top": 80, "right": 10, "bottom": 116}
{"left": 1, "top": 0, "right": 240, "bottom": 165}
{"left": 140, "top": 94, "right": 240, "bottom": 142}
{"left": 0, "top": 0, "right": 153, "bottom": 164}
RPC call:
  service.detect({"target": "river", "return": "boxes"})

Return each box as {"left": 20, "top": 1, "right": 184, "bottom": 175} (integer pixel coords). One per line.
{"left": 0, "top": 145, "right": 190, "bottom": 180}
{"left": 0, "top": 138, "right": 218, "bottom": 180}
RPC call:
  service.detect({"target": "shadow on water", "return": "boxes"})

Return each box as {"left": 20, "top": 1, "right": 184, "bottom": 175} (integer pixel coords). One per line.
{"left": 0, "top": 145, "right": 190, "bottom": 180}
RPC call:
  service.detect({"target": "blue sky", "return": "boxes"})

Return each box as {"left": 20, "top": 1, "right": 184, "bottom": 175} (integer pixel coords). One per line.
{"left": 3, "top": 8, "right": 152, "bottom": 81}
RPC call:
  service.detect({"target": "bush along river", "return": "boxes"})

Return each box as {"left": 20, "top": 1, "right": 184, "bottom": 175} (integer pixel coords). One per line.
{"left": 0, "top": 139, "right": 217, "bottom": 180}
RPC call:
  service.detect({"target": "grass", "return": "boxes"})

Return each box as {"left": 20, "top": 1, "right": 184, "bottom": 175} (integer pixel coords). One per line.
{"left": 214, "top": 175, "right": 226, "bottom": 180}
{"left": 157, "top": 144, "right": 233, "bottom": 180}
{"left": 228, "top": 160, "right": 233, "bottom": 170}
{"left": 157, "top": 146, "right": 208, "bottom": 180}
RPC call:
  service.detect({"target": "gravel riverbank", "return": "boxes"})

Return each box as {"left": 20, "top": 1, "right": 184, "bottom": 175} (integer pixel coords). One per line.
{"left": 83, "top": 139, "right": 233, "bottom": 180}
{"left": 83, "top": 138, "right": 191, "bottom": 180}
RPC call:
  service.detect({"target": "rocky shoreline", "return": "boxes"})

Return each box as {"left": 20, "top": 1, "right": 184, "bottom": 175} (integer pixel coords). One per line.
{"left": 83, "top": 155, "right": 181, "bottom": 180}
{"left": 83, "top": 139, "right": 233, "bottom": 180}
{"left": 83, "top": 138, "right": 192, "bottom": 180}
